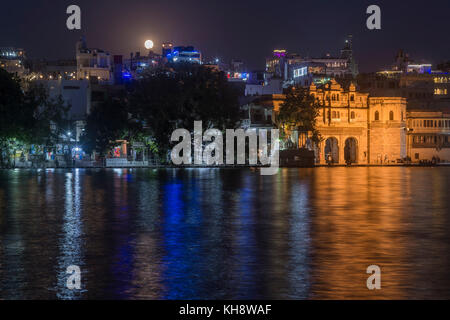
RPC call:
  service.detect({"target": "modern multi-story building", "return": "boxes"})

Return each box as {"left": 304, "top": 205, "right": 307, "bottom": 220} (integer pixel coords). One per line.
{"left": 358, "top": 72, "right": 450, "bottom": 110}
{"left": 245, "top": 78, "right": 283, "bottom": 96}
{"left": 266, "top": 49, "right": 288, "bottom": 78}
{"left": 162, "top": 42, "right": 174, "bottom": 57}
{"left": 0, "top": 47, "right": 27, "bottom": 76}
{"left": 360, "top": 51, "right": 450, "bottom": 108}
{"left": 35, "top": 79, "right": 91, "bottom": 119}
{"left": 266, "top": 35, "right": 358, "bottom": 85}
{"left": 168, "top": 46, "right": 202, "bottom": 64}
{"left": 76, "top": 37, "right": 113, "bottom": 83}
{"left": 28, "top": 59, "right": 77, "bottom": 80}
{"left": 123, "top": 51, "right": 161, "bottom": 78}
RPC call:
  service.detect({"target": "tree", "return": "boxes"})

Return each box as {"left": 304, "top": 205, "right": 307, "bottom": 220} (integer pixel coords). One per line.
{"left": 80, "top": 96, "right": 135, "bottom": 157}
{"left": 26, "top": 83, "right": 69, "bottom": 148}
{"left": 276, "top": 86, "right": 321, "bottom": 148}
{"left": 0, "top": 69, "right": 32, "bottom": 167}
{"left": 129, "top": 63, "right": 240, "bottom": 158}
{"left": 0, "top": 70, "right": 69, "bottom": 167}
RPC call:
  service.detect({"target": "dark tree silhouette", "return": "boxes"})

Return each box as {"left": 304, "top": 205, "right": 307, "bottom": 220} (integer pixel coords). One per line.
{"left": 276, "top": 86, "right": 321, "bottom": 147}
{"left": 128, "top": 63, "right": 241, "bottom": 157}
{"left": 80, "top": 97, "right": 134, "bottom": 157}
{"left": 0, "top": 69, "right": 68, "bottom": 167}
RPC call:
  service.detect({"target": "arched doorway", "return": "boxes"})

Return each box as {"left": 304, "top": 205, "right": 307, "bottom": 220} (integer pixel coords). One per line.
{"left": 324, "top": 137, "right": 339, "bottom": 163}
{"left": 344, "top": 138, "right": 358, "bottom": 164}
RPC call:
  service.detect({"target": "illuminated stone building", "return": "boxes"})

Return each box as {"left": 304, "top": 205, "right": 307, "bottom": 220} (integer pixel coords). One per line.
{"left": 407, "top": 107, "right": 450, "bottom": 163}
{"left": 271, "top": 79, "right": 407, "bottom": 165}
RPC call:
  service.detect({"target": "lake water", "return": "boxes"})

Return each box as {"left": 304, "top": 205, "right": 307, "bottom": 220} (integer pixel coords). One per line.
{"left": 0, "top": 167, "right": 449, "bottom": 299}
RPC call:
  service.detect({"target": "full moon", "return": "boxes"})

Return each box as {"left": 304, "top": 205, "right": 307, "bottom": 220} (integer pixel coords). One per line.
{"left": 144, "top": 40, "right": 154, "bottom": 50}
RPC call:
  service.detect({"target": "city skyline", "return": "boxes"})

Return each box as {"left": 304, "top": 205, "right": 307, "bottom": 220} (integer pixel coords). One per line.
{"left": 2, "top": 0, "right": 450, "bottom": 305}
{"left": 1, "top": 0, "right": 449, "bottom": 71}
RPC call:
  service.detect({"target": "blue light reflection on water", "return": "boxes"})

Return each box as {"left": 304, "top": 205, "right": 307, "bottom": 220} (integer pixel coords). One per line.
{"left": 0, "top": 167, "right": 450, "bottom": 299}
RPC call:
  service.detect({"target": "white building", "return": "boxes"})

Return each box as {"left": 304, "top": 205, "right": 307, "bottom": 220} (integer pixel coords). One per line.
{"left": 76, "top": 37, "right": 113, "bottom": 83}
{"left": 245, "top": 79, "right": 283, "bottom": 96}
{"left": 36, "top": 79, "right": 91, "bottom": 119}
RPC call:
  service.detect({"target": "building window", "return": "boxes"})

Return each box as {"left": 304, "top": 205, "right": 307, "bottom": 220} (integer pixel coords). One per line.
{"left": 330, "top": 111, "right": 341, "bottom": 119}
{"left": 389, "top": 111, "right": 394, "bottom": 121}
{"left": 351, "top": 111, "right": 356, "bottom": 119}
{"left": 375, "top": 111, "right": 380, "bottom": 121}
{"left": 350, "top": 95, "right": 355, "bottom": 102}
{"left": 434, "top": 88, "right": 448, "bottom": 95}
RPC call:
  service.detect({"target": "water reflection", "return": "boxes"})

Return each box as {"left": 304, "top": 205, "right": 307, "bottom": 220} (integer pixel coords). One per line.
{"left": 55, "top": 170, "right": 85, "bottom": 299}
{"left": 0, "top": 167, "right": 449, "bottom": 299}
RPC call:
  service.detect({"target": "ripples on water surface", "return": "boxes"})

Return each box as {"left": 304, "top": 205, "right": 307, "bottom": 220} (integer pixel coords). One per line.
{"left": 0, "top": 167, "right": 449, "bottom": 299}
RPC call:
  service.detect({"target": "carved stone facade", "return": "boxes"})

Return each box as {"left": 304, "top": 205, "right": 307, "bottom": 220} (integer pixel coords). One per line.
{"left": 273, "top": 80, "right": 408, "bottom": 164}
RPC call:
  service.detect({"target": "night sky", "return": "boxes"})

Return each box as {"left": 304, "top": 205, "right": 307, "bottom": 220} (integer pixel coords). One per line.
{"left": 1, "top": 0, "right": 449, "bottom": 72}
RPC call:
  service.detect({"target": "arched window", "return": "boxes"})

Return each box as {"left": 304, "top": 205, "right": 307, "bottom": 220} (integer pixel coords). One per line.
{"left": 336, "top": 94, "right": 340, "bottom": 101}
{"left": 351, "top": 111, "right": 356, "bottom": 119}
{"left": 375, "top": 111, "right": 380, "bottom": 121}
{"left": 350, "top": 95, "right": 355, "bottom": 102}
{"left": 389, "top": 111, "right": 394, "bottom": 121}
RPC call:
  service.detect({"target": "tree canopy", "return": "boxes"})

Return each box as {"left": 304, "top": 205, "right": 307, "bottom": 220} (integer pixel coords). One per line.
{"left": 276, "top": 86, "right": 322, "bottom": 146}
{"left": 128, "top": 63, "right": 241, "bottom": 155}
{"left": 80, "top": 96, "right": 135, "bottom": 156}
{"left": 0, "top": 69, "right": 68, "bottom": 167}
